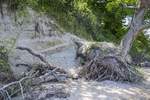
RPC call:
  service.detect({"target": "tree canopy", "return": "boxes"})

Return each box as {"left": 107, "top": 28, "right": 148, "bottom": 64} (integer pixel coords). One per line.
{"left": 1, "top": 0, "right": 150, "bottom": 60}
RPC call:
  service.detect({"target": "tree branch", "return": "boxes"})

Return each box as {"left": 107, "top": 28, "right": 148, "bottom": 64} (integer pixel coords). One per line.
{"left": 16, "top": 46, "right": 67, "bottom": 73}
{"left": 16, "top": 46, "right": 52, "bottom": 68}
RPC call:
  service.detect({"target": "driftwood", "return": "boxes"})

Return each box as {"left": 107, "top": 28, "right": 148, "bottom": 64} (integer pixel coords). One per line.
{"left": 0, "top": 46, "right": 71, "bottom": 100}
{"left": 0, "top": 66, "right": 68, "bottom": 100}
{"left": 16, "top": 46, "right": 71, "bottom": 81}
{"left": 0, "top": 76, "right": 32, "bottom": 100}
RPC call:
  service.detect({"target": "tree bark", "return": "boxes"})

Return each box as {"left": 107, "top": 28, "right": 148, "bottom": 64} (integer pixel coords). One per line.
{"left": 120, "top": 0, "right": 150, "bottom": 59}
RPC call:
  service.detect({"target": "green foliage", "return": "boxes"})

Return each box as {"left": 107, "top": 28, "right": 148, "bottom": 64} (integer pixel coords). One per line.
{"left": 0, "top": 46, "right": 10, "bottom": 73}
{"left": 106, "top": 0, "right": 137, "bottom": 11}
{"left": 0, "top": 37, "right": 17, "bottom": 53}
{"left": 7, "top": 0, "right": 127, "bottom": 41}
{"left": 0, "top": 37, "right": 17, "bottom": 83}
{"left": 0, "top": 37, "right": 17, "bottom": 74}
{"left": 3, "top": 0, "right": 150, "bottom": 58}
{"left": 130, "top": 33, "right": 150, "bottom": 62}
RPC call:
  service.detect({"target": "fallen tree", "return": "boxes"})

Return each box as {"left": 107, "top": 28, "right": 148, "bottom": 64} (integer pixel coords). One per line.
{"left": 76, "top": 0, "right": 150, "bottom": 82}
{"left": 76, "top": 42, "right": 142, "bottom": 82}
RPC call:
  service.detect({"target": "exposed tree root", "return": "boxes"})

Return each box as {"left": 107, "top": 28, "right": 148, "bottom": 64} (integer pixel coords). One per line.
{"left": 76, "top": 42, "right": 142, "bottom": 82}
{"left": 79, "top": 56, "right": 142, "bottom": 82}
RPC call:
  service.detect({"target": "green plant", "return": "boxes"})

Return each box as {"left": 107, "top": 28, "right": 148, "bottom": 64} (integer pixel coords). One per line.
{"left": 0, "top": 46, "right": 11, "bottom": 73}
{"left": 2, "top": 0, "right": 150, "bottom": 59}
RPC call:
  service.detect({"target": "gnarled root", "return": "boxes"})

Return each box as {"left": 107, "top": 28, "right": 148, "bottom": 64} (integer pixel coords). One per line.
{"left": 79, "top": 56, "right": 142, "bottom": 82}
{"left": 76, "top": 42, "right": 142, "bottom": 82}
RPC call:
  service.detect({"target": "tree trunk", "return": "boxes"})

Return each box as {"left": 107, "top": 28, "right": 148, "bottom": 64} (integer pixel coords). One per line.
{"left": 120, "top": 0, "right": 147, "bottom": 58}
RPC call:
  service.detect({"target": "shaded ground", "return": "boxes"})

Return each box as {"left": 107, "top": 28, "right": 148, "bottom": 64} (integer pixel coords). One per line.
{"left": 68, "top": 68, "right": 150, "bottom": 100}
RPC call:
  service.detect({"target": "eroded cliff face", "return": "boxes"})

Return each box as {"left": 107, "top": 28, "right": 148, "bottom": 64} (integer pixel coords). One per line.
{"left": 0, "top": 4, "right": 60, "bottom": 39}
{"left": 0, "top": 4, "right": 79, "bottom": 100}
{"left": 0, "top": 3, "right": 79, "bottom": 79}
{"left": 0, "top": 4, "right": 64, "bottom": 78}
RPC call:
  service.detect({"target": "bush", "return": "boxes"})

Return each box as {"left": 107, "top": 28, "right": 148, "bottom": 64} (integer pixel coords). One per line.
{"left": 0, "top": 46, "right": 14, "bottom": 83}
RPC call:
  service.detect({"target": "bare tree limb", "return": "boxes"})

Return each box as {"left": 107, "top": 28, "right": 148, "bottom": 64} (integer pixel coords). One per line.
{"left": 19, "top": 82, "right": 24, "bottom": 100}
{"left": 16, "top": 46, "right": 52, "bottom": 68}
{"left": 16, "top": 46, "right": 67, "bottom": 74}
{"left": 16, "top": 63, "right": 31, "bottom": 68}
{"left": 0, "top": 76, "right": 30, "bottom": 100}
{"left": 0, "top": 45, "right": 73, "bottom": 99}
{"left": 0, "top": 77, "right": 29, "bottom": 91}
{"left": 5, "top": 90, "right": 11, "bottom": 100}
